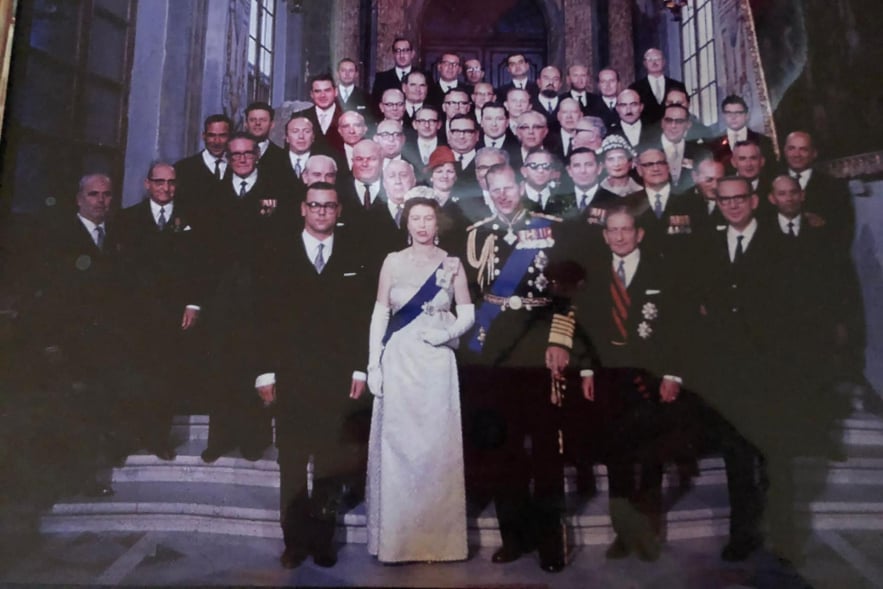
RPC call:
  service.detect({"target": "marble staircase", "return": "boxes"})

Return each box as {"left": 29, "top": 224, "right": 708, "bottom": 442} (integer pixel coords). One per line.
{"left": 37, "top": 403, "right": 883, "bottom": 548}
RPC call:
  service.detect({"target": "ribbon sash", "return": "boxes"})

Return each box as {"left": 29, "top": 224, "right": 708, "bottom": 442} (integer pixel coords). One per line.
{"left": 382, "top": 261, "right": 445, "bottom": 345}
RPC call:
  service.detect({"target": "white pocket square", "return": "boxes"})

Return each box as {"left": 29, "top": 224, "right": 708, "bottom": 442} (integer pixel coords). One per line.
{"left": 343, "top": 272, "right": 358, "bottom": 277}
{"left": 645, "top": 289, "right": 661, "bottom": 295}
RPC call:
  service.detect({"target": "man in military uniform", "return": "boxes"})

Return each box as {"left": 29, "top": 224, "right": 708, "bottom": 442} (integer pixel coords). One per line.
{"left": 461, "top": 163, "right": 568, "bottom": 573}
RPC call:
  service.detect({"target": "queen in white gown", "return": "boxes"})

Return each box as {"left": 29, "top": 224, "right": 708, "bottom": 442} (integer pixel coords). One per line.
{"left": 366, "top": 196, "right": 475, "bottom": 562}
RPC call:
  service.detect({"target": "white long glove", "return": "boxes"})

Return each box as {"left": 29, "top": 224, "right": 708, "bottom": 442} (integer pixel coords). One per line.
{"left": 421, "top": 304, "right": 476, "bottom": 347}
{"left": 368, "top": 302, "right": 390, "bottom": 397}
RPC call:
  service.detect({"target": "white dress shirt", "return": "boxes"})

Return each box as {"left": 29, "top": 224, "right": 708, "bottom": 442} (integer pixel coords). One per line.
{"left": 727, "top": 218, "right": 759, "bottom": 262}
{"left": 149, "top": 200, "right": 174, "bottom": 226}
{"left": 201, "top": 150, "right": 227, "bottom": 178}
{"left": 232, "top": 169, "right": 258, "bottom": 194}
{"left": 77, "top": 214, "right": 105, "bottom": 247}
{"left": 621, "top": 121, "right": 642, "bottom": 147}
{"left": 778, "top": 213, "right": 802, "bottom": 236}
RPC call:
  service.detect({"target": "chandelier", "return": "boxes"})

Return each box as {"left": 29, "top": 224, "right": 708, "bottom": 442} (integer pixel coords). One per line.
{"left": 663, "top": 0, "right": 689, "bottom": 21}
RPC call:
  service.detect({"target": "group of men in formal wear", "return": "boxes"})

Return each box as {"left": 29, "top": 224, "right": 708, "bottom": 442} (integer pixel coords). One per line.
{"left": 27, "top": 38, "right": 863, "bottom": 573}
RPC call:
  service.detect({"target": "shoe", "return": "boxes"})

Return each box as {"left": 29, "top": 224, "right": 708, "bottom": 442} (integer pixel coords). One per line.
{"left": 491, "top": 545, "right": 523, "bottom": 564}
{"left": 240, "top": 446, "right": 266, "bottom": 461}
{"left": 151, "top": 446, "right": 177, "bottom": 461}
{"left": 279, "top": 548, "right": 306, "bottom": 569}
{"left": 539, "top": 554, "right": 565, "bottom": 573}
{"left": 312, "top": 550, "right": 337, "bottom": 568}
{"left": 83, "top": 481, "right": 115, "bottom": 497}
{"left": 721, "top": 540, "right": 759, "bottom": 562}
{"left": 201, "top": 446, "right": 226, "bottom": 463}
{"left": 605, "top": 536, "right": 630, "bottom": 559}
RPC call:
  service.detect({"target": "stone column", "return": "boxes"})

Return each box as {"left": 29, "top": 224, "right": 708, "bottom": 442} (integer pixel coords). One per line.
{"left": 331, "top": 0, "right": 361, "bottom": 70}
{"left": 564, "top": 0, "right": 593, "bottom": 80}
{"left": 608, "top": 0, "right": 635, "bottom": 85}
{"left": 376, "top": 0, "right": 408, "bottom": 71}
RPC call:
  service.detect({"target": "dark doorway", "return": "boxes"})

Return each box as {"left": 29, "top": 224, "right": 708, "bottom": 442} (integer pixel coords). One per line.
{"left": 420, "top": 0, "right": 547, "bottom": 89}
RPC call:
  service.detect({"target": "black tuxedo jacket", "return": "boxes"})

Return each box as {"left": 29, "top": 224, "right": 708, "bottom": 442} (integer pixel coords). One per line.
{"left": 426, "top": 81, "right": 473, "bottom": 108}
{"left": 253, "top": 228, "right": 373, "bottom": 425}
{"left": 496, "top": 81, "right": 540, "bottom": 106}
{"left": 625, "top": 188, "right": 697, "bottom": 270}
{"left": 798, "top": 169, "right": 855, "bottom": 254}
{"left": 339, "top": 86, "right": 373, "bottom": 118}
{"left": 629, "top": 76, "right": 687, "bottom": 125}
{"left": 588, "top": 97, "right": 620, "bottom": 129}
{"left": 562, "top": 90, "right": 602, "bottom": 116}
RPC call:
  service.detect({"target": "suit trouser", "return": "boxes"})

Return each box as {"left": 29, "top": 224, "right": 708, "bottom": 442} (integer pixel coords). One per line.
{"left": 462, "top": 364, "right": 564, "bottom": 559}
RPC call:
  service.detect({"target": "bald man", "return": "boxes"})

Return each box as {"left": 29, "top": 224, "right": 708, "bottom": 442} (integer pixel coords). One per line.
{"left": 629, "top": 48, "right": 686, "bottom": 125}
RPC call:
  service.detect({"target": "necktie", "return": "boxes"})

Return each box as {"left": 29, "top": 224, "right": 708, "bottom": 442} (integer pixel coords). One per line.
{"left": 578, "top": 94, "right": 585, "bottom": 108}
{"left": 793, "top": 171, "right": 803, "bottom": 188}
{"left": 341, "top": 89, "right": 350, "bottom": 103}
{"left": 319, "top": 112, "right": 329, "bottom": 133}
{"left": 399, "top": 70, "right": 406, "bottom": 82}
{"left": 157, "top": 207, "right": 167, "bottom": 230}
{"left": 362, "top": 183, "right": 371, "bottom": 208}
{"left": 294, "top": 158, "right": 302, "bottom": 176}
{"left": 654, "top": 193, "right": 663, "bottom": 218}
{"left": 608, "top": 100, "right": 615, "bottom": 110}
{"left": 394, "top": 204, "right": 403, "bottom": 227}
{"left": 610, "top": 263, "right": 630, "bottom": 343}
{"left": 214, "top": 158, "right": 222, "bottom": 180}
{"left": 238, "top": 181, "right": 248, "bottom": 199}
{"left": 411, "top": 105, "right": 417, "bottom": 118}
{"left": 733, "top": 235, "right": 744, "bottom": 264}
{"left": 313, "top": 243, "right": 326, "bottom": 273}
{"left": 566, "top": 135, "right": 573, "bottom": 156}
{"left": 546, "top": 101, "right": 554, "bottom": 112}
{"left": 787, "top": 221, "right": 796, "bottom": 237}
{"left": 579, "top": 192, "right": 588, "bottom": 210}
{"left": 94, "top": 225, "right": 105, "bottom": 250}
{"left": 617, "top": 260, "right": 627, "bottom": 285}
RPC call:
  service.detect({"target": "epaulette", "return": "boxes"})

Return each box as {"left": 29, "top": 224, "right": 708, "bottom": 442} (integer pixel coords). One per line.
{"left": 466, "top": 214, "right": 497, "bottom": 232}
{"left": 528, "top": 211, "right": 563, "bottom": 223}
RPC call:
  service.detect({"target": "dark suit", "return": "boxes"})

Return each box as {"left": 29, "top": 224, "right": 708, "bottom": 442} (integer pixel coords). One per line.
{"left": 426, "top": 81, "right": 473, "bottom": 108}
{"left": 497, "top": 81, "right": 540, "bottom": 106}
{"left": 253, "top": 227, "right": 373, "bottom": 560}
{"left": 292, "top": 104, "right": 345, "bottom": 154}
{"left": 570, "top": 251, "right": 689, "bottom": 545}
{"left": 705, "top": 129, "right": 776, "bottom": 172}
{"left": 258, "top": 141, "right": 291, "bottom": 184}
{"left": 626, "top": 187, "right": 697, "bottom": 276}
{"left": 588, "top": 97, "right": 620, "bottom": 130}
{"left": 117, "top": 200, "right": 207, "bottom": 449}
{"left": 477, "top": 132, "right": 520, "bottom": 164}
{"left": 563, "top": 90, "right": 602, "bottom": 116}
{"left": 371, "top": 68, "right": 427, "bottom": 113}
{"left": 174, "top": 151, "right": 226, "bottom": 213}
{"left": 629, "top": 76, "right": 687, "bottom": 125}
{"left": 797, "top": 168, "right": 855, "bottom": 254}
{"left": 607, "top": 121, "right": 659, "bottom": 149}
{"left": 338, "top": 86, "right": 372, "bottom": 118}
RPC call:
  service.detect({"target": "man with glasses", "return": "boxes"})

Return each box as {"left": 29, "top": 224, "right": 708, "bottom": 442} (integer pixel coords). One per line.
{"left": 403, "top": 105, "right": 445, "bottom": 179}
{"left": 428, "top": 52, "right": 472, "bottom": 106}
{"left": 378, "top": 88, "right": 407, "bottom": 127}
{"left": 200, "top": 132, "right": 275, "bottom": 464}
{"left": 658, "top": 104, "right": 701, "bottom": 192}
{"left": 118, "top": 162, "right": 204, "bottom": 463}
{"left": 447, "top": 113, "right": 480, "bottom": 178}
{"left": 252, "top": 181, "right": 373, "bottom": 569}
{"left": 629, "top": 48, "right": 686, "bottom": 126}
{"left": 464, "top": 58, "right": 486, "bottom": 85}
{"left": 373, "top": 119, "right": 411, "bottom": 170}
{"left": 441, "top": 89, "right": 472, "bottom": 143}
{"left": 471, "top": 82, "right": 496, "bottom": 124}
{"left": 371, "top": 37, "right": 423, "bottom": 112}
{"left": 707, "top": 94, "right": 775, "bottom": 171}
{"left": 514, "top": 111, "right": 549, "bottom": 168}
{"left": 521, "top": 148, "right": 573, "bottom": 216}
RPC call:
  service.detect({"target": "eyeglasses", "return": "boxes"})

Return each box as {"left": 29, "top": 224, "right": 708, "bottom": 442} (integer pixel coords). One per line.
{"left": 449, "top": 128, "right": 476, "bottom": 136}
{"left": 662, "top": 117, "right": 688, "bottom": 125}
{"left": 375, "top": 132, "right": 403, "bottom": 139}
{"left": 723, "top": 109, "right": 747, "bottom": 115}
{"left": 444, "top": 100, "right": 470, "bottom": 107}
{"left": 524, "top": 162, "right": 553, "bottom": 171}
{"left": 148, "top": 178, "right": 176, "bottom": 186}
{"left": 717, "top": 194, "right": 750, "bottom": 205}
{"left": 466, "top": 67, "right": 482, "bottom": 73}
{"left": 639, "top": 160, "right": 668, "bottom": 168}
{"left": 382, "top": 102, "right": 405, "bottom": 108}
{"left": 414, "top": 118, "right": 438, "bottom": 124}
{"left": 304, "top": 201, "right": 340, "bottom": 211}
{"left": 516, "top": 124, "right": 547, "bottom": 132}
{"left": 393, "top": 48, "right": 412, "bottom": 54}
{"left": 229, "top": 151, "right": 257, "bottom": 160}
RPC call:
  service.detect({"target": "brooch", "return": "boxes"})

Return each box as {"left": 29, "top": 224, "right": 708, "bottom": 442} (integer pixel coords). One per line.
{"left": 642, "top": 302, "right": 658, "bottom": 320}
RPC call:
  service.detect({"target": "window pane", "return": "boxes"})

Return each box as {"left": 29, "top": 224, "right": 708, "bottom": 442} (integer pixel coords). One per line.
{"left": 250, "top": 1, "right": 258, "bottom": 37}
{"left": 248, "top": 38, "right": 256, "bottom": 66}
{"left": 29, "top": 0, "right": 82, "bottom": 64}
{"left": 12, "top": 56, "right": 74, "bottom": 133}
{"left": 88, "top": 14, "right": 127, "bottom": 80}
{"left": 82, "top": 82, "right": 122, "bottom": 146}
{"left": 261, "top": 48, "right": 272, "bottom": 74}
{"left": 262, "top": 9, "right": 273, "bottom": 44}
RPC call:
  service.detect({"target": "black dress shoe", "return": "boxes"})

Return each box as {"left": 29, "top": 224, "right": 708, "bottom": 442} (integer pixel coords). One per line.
{"left": 240, "top": 446, "right": 266, "bottom": 461}
{"left": 491, "top": 545, "right": 522, "bottom": 564}
{"left": 721, "top": 540, "right": 759, "bottom": 562}
{"left": 605, "top": 536, "right": 630, "bottom": 559}
{"left": 83, "top": 482, "right": 115, "bottom": 497}
{"left": 539, "top": 555, "right": 565, "bottom": 573}
{"left": 312, "top": 551, "right": 337, "bottom": 568}
{"left": 201, "top": 446, "right": 226, "bottom": 463}
{"left": 151, "top": 446, "right": 177, "bottom": 461}
{"left": 279, "top": 548, "right": 307, "bottom": 569}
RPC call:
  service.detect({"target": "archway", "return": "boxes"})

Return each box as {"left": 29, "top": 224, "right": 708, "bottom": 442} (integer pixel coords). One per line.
{"left": 416, "top": 0, "right": 561, "bottom": 88}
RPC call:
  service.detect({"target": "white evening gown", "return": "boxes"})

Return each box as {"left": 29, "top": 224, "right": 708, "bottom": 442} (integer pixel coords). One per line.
{"left": 366, "top": 253, "right": 468, "bottom": 562}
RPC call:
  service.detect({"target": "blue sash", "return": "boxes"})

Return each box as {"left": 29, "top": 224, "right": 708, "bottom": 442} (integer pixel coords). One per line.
{"left": 383, "top": 261, "right": 445, "bottom": 345}
{"left": 468, "top": 219, "right": 552, "bottom": 352}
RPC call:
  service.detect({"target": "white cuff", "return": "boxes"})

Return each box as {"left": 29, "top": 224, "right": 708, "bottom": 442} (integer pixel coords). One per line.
{"left": 186, "top": 304, "right": 201, "bottom": 311}
{"left": 579, "top": 369, "right": 594, "bottom": 378}
{"left": 663, "top": 374, "right": 683, "bottom": 384}
{"left": 255, "top": 373, "right": 275, "bottom": 387}
{"left": 352, "top": 371, "right": 367, "bottom": 381}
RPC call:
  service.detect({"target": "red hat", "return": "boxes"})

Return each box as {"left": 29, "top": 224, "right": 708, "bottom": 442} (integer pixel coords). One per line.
{"left": 427, "top": 146, "right": 457, "bottom": 170}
